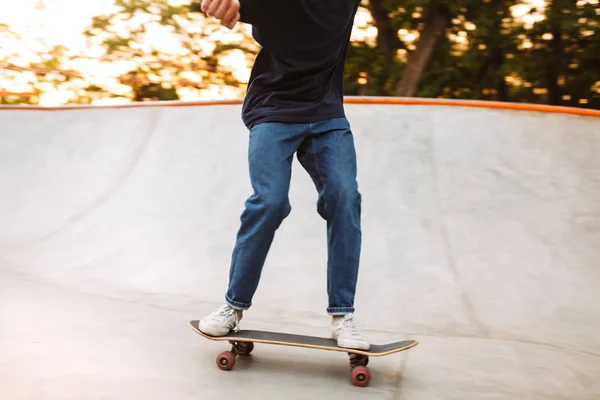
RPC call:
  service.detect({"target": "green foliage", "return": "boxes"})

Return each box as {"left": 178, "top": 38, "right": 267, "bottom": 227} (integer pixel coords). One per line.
{"left": 512, "top": 0, "right": 600, "bottom": 108}
{"left": 419, "top": 0, "right": 518, "bottom": 101}
{"left": 345, "top": 0, "right": 598, "bottom": 109}
{"left": 1, "top": 0, "right": 597, "bottom": 109}
{"left": 1, "top": 24, "right": 74, "bottom": 103}
{"left": 81, "top": 0, "right": 258, "bottom": 101}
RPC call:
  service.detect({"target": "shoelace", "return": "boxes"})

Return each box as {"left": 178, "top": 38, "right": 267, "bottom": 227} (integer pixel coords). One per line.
{"left": 213, "top": 306, "right": 240, "bottom": 331}
{"left": 339, "top": 315, "right": 361, "bottom": 338}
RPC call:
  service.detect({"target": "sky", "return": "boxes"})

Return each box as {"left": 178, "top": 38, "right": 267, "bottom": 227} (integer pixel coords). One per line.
{"left": 1, "top": 0, "right": 115, "bottom": 49}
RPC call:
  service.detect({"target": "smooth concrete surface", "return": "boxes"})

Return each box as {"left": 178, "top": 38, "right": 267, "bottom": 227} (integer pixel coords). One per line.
{"left": 1, "top": 100, "right": 599, "bottom": 399}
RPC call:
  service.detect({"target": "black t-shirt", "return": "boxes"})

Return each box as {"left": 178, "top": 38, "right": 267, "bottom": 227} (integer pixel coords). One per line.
{"left": 238, "top": 0, "right": 361, "bottom": 129}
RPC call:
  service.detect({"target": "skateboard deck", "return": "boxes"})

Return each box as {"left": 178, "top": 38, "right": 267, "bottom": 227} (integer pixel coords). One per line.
{"left": 188, "top": 320, "right": 418, "bottom": 387}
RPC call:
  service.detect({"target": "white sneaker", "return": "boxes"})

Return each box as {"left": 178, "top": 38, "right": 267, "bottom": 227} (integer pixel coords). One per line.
{"left": 331, "top": 313, "right": 370, "bottom": 350}
{"left": 198, "top": 304, "right": 243, "bottom": 336}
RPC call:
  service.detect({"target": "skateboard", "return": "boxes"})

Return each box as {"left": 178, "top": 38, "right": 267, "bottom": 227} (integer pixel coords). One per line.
{"left": 188, "top": 320, "right": 418, "bottom": 387}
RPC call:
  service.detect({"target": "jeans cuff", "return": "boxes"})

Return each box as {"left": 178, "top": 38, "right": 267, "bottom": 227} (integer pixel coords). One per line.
{"left": 225, "top": 295, "right": 251, "bottom": 310}
{"left": 327, "top": 306, "right": 355, "bottom": 315}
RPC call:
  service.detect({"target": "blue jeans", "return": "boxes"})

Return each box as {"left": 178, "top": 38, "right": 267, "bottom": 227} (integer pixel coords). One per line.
{"left": 225, "top": 117, "right": 362, "bottom": 315}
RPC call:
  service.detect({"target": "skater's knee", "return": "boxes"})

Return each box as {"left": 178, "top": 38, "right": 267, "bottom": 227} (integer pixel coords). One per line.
{"left": 261, "top": 194, "right": 292, "bottom": 219}
{"left": 318, "top": 181, "right": 361, "bottom": 219}
{"left": 327, "top": 180, "right": 361, "bottom": 205}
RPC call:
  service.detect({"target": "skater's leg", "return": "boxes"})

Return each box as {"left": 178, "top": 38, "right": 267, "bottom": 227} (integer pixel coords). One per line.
{"left": 297, "top": 117, "right": 361, "bottom": 314}
{"left": 200, "top": 121, "right": 307, "bottom": 336}
{"left": 297, "top": 117, "right": 369, "bottom": 349}
{"left": 225, "top": 121, "right": 308, "bottom": 309}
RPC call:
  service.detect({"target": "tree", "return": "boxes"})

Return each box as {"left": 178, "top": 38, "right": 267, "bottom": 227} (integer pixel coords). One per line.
{"left": 347, "top": 0, "right": 599, "bottom": 109}
{"left": 395, "top": 0, "right": 452, "bottom": 96}
{"left": 415, "top": 0, "right": 518, "bottom": 102}
{"left": 0, "top": 24, "right": 73, "bottom": 104}
{"left": 81, "top": 0, "right": 258, "bottom": 102}
{"left": 2, "top": 0, "right": 597, "bottom": 109}
{"left": 346, "top": 0, "right": 471, "bottom": 97}
{"left": 0, "top": 24, "right": 28, "bottom": 103}
{"left": 513, "top": 0, "right": 600, "bottom": 108}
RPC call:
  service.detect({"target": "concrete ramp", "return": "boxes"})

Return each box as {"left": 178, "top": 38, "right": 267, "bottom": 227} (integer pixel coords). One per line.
{"left": 1, "top": 99, "right": 599, "bottom": 399}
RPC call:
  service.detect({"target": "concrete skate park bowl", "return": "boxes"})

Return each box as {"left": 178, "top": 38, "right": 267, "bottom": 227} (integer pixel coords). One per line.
{"left": 1, "top": 97, "right": 599, "bottom": 399}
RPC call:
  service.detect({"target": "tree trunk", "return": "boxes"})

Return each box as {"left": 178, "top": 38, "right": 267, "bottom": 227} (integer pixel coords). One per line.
{"left": 474, "top": 47, "right": 507, "bottom": 100}
{"left": 395, "top": 1, "right": 450, "bottom": 97}
{"left": 546, "top": 22, "right": 563, "bottom": 105}
{"left": 367, "top": 0, "right": 401, "bottom": 94}
{"left": 491, "top": 47, "right": 508, "bottom": 101}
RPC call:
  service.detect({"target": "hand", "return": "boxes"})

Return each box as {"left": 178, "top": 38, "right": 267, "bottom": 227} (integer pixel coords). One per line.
{"left": 201, "top": 0, "right": 240, "bottom": 30}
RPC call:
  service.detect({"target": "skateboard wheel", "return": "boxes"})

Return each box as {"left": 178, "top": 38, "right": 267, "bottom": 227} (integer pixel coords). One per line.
{"left": 216, "top": 351, "right": 236, "bottom": 371}
{"left": 351, "top": 366, "right": 370, "bottom": 387}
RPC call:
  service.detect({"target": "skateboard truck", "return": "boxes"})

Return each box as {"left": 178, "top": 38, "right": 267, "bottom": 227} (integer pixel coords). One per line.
{"left": 217, "top": 339, "right": 371, "bottom": 386}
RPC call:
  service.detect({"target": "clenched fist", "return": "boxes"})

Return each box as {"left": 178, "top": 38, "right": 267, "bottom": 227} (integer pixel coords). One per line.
{"left": 201, "top": 0, "right": 240, "bottom": 30}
